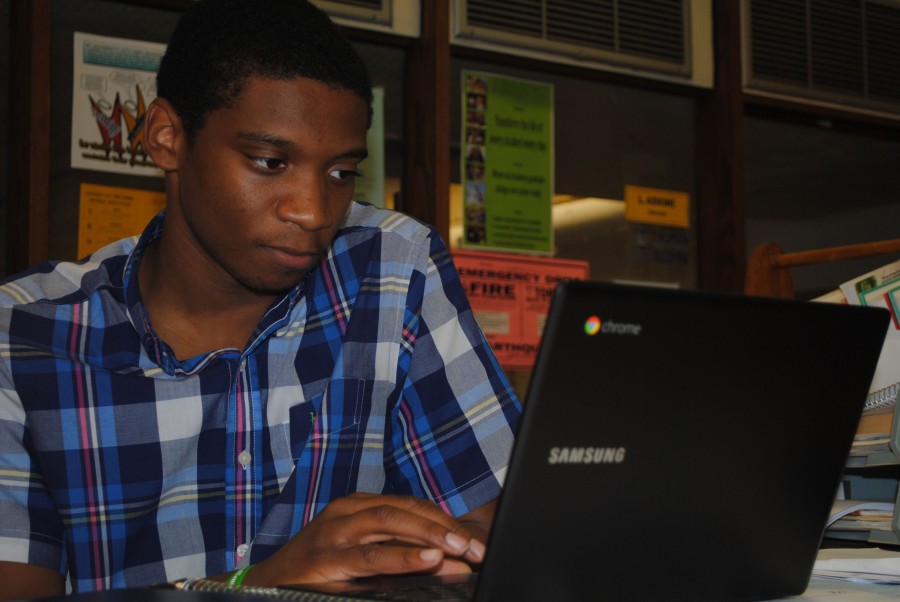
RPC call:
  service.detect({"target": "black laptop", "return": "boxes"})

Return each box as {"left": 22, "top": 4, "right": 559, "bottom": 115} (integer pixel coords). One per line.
{"left": 278, "top": 280, "right": 890, "bottom": 602}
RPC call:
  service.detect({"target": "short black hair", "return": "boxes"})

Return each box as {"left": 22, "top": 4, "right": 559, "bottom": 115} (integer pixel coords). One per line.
{"left": 156, "top": 0, "right": 373, "bottom": 142}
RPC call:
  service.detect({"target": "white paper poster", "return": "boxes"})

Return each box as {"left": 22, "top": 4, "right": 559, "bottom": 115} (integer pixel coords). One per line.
{"left": 71, "top": 32, "right": 165, "bottom": 177}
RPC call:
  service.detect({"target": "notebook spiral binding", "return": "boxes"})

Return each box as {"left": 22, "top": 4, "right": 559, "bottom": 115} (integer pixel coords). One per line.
{"left": 865, "top": 382, "right": 899, "bottom": 412}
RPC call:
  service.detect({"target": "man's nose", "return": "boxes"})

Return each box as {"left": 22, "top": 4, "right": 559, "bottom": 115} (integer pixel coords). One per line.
{"left": 275, "top": 174, "right": 332, "bottom": 231}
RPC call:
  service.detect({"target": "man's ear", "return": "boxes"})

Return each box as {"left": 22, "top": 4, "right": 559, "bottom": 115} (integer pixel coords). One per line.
{"left": 145, "top": 98, "right": 184, "bottom": 172}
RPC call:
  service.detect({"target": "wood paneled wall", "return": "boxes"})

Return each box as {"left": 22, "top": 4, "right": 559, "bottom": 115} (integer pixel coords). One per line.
{"left": 4, "top": 0, "right": 837, "bottom": 292}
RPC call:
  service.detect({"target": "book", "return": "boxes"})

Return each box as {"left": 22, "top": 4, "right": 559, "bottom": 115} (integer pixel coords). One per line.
{"left": 856, "top": 408, "right": 895, "bottom": 436}
{"left": 849, "top": 433, "right": 892, "bottom": 456}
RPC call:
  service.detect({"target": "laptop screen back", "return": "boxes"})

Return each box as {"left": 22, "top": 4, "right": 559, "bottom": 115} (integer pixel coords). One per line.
{"left": 476, "top": 281, "right": 889, "bottom": 602}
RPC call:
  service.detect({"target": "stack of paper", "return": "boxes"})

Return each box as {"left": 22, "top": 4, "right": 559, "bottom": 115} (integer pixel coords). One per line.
{"left": 850, "top": 409, "right": 895, "bottom": 455}
{"left": 849, "top": 433, "right": 894, "bottom": 457}
{"left": 813, "top": 547, "right": 900, "bottom": 585}
{"left": 827, "top": 500, "right": 896, "bottom": 532}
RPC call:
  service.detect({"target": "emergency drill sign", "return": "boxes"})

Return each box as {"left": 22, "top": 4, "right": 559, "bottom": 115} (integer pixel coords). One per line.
{"left": 452, "top": 250, "right": 588, "bottom": 370}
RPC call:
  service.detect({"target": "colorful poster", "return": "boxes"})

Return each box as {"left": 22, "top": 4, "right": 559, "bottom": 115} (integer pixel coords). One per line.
{"left": 71, "top": 32, "right": 165, "bottom": 177}
{"left": 461, "top": 71, "right": 554, "bottom": 255}
{"left": 78, "top": 183, "right": 166, "bottom": 258}
{"left": 453, "top": 250, "right": 588, "bottom": 369}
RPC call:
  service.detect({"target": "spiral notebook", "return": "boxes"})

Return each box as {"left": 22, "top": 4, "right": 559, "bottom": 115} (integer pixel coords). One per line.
{"left": 263, "top": 281, "right": 890, "bottom": 602}
{"left": 866, "top": 383, "right": 898, "bottom": 413}
{"left": 862, "top": 335, "right": 899, "bottom": 413}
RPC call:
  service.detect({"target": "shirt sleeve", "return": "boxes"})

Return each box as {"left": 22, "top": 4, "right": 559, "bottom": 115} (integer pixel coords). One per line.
{"left": 385, "top": 231, "right": 522, "bottom": 518}
{"left": 0, "top": 357, "right": 67, "bottom": 575}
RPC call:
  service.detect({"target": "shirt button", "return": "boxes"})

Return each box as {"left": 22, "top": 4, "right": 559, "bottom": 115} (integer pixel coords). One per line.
{"left": 237, "top": 543, "right": 249, "bottom": 558}
{"left": 238, "top": 450, "right": 251, "bottom": 468}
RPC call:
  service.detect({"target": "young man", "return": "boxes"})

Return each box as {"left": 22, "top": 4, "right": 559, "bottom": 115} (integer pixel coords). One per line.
{"left": 0, "top": 1, "right": 521, "bottom": 597}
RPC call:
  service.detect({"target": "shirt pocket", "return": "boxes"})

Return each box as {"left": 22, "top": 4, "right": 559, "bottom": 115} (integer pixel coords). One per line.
{"left": 288, "top": 378, "right": 368, "bottom": 461}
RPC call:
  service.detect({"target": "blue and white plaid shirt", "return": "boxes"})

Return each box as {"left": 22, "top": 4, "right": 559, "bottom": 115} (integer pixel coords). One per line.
{"left": 0, "top": 202, "right": 521, "bottom": 592}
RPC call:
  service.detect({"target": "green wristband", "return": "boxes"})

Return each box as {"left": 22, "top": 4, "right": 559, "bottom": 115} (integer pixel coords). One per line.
{"left": 226, "top": 565, "right": 254, "bottom": 589}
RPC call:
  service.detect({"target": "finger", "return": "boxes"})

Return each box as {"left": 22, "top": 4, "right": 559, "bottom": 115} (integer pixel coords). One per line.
{"left": 342, "top": 544, "right": 448, "bottom": 578}
{"left": 326, "top": 493, "right": 459, "bottom": 530}
{"left": 279, "top": 545, "right": 448, "bottom": 584}
{"left": 319, "top": 494, "right": 487, "bottom": 564}
{"left": 362, "top": 534, "right": 486, "bottom": 566}
{"left": 430, "top": 558, "right": 474, "bottom": 576}
{"left": 341, "top": 503, "right": 483, "bottom": 561}
{"left": 372, "top": 533, "right": 485, "bottom": 564}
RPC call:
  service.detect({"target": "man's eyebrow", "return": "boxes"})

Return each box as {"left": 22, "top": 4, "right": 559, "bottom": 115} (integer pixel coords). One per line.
{"left": 235, "top": 131, "right": 369, "bottom": 161}
{"left": 236, "top": 131, "right": 293, "bottom": 148}
{"left": 341, "top": 147, "right": 369, "bottom": 161}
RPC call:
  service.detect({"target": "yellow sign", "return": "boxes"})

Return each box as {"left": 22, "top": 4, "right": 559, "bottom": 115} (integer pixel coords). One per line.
{"left": 78, "top": 183, "right": 166, "bottom": 258}
{"left": 624, "top": 185, "right": 690, "bottom": 229}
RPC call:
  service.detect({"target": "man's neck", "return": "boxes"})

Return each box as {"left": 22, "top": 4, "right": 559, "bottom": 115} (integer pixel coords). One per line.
{"left": 137, "top": 237, "right": 279, "bottom": 360}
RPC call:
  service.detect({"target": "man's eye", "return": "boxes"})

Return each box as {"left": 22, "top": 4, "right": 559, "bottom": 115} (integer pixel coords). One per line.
{"left": 330, "top": 169, "right": 361, "bottom": 182}
{"left": 252, "top": 157, "right": 286, "bottom": 170}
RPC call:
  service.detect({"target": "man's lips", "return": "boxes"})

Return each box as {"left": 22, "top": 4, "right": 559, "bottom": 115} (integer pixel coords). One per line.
{"left": 265, "top": 245, "right": 322, "bottom": 271}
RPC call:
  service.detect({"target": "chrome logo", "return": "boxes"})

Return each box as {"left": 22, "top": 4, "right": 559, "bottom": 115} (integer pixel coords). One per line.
{"left": 584, "top": 316, "right": 601, "bottom": 335}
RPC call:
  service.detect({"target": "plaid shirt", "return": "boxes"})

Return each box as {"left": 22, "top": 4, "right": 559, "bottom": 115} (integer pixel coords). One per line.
{"left": 0, "top": 202, "right": 520, "bottom": 592}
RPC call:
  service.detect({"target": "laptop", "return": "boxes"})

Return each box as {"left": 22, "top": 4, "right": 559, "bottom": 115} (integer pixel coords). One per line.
{"left": 278, "top": 280, "right": 890, "bottom": 601}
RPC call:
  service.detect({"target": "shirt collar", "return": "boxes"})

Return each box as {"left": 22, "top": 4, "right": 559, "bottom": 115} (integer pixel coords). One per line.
{"left": 121, "top": 211, "right": 310, "bottom": 375}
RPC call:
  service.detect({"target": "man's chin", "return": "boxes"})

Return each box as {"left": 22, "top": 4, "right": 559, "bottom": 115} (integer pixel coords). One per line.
{"left": 238, "top": 274, "right": 305, "bottom": 299}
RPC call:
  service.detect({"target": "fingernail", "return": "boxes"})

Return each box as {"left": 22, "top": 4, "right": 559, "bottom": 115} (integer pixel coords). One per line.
{"left": 468, "top": 538, "right": 486, "bottom": 561}
{"left": 420, "top": 548, "right": 443, "bottom": 563}
{"left": 445, "top": 532, "right": 469, "bottom": 553}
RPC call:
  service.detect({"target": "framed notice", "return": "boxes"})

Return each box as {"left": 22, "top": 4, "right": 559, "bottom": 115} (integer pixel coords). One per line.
{"left": 453, "top": 250, "right": 588, "bottom": 370}
{"left": 460, "top": 71, "right": 554, "bottom": 255}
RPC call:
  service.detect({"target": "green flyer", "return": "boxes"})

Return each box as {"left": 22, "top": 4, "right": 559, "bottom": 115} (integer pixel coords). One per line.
{"left": 461, "top": 71, "right": 554, "bottom": 254}
{"left": 353, "top": 86, "right": 385, "bottom": 207}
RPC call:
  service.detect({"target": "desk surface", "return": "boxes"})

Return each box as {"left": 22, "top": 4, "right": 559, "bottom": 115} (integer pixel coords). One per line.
{"left": 16, "top": 548, "right": 900, "bottom": 602}
{"left": 15, "top": 579, "right": 899, "bottom": 602}
{"left": 791, "top": 577, "right": 898, "bottom": 600}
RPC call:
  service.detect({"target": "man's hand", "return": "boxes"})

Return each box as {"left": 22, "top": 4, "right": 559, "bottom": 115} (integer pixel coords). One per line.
{"left": 0, "top": 561, "right": 65, "bottom": 601}
{"left": 243, "top": 493, "right": 495, "bottom": 587}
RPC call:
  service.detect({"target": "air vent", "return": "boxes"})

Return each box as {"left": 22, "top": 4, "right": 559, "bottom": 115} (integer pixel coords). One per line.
{"left": 454, "top": 0, "right": 713, "bottom": 86}
{"left": 312, "top": 0, "right": 420, "bottom": 37}
{"left": 744, "top": 0, "right": 900, "bottom": 116}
